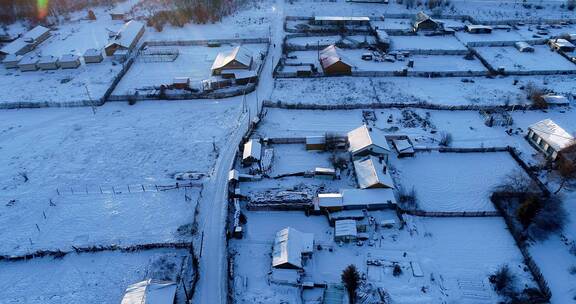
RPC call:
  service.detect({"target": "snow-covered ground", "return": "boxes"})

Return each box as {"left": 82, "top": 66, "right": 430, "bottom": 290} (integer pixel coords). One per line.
{"left": 392, "top": 152, "right": 527, "bottom": 212}
{"left": 390, "top": 35, "right": 467, "bottom": 52}
{"left": 475, "top": 45, "right": 576, "bottom": 73}
{"left": 0, "top": 248, "right": 189, "bottom": 304}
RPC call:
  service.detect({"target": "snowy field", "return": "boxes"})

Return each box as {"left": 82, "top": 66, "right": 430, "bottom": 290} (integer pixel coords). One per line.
{"left": 393, "top": 152, "right": 527, "bottom": 212}
{"left": 286, "top": 34, "right": 376, "bottom": 48}
{"left": 0, "top": 188, "right": 199, "bottom": 255}
{"left": 232, "top": 211, "right": 536, "bottom": 303}
{"left": 0, "top": 248, "right": 189, "bottom": 304}
{"left": 475, "top": 45, "right": 576, "bottom": 73}
{"left": 455, "top": 29, "right": 528, "bottom": 45}
{"left": 113, "top": 43, "right": 267, "bottom": 95}
{"left": 390, "top": 35, "right": 467, "bottom": 52}
{"left": 271, "top": 75, "right": 576, "bottom": 106}
{"left": 268, "top": 144, "right": 332, "bottom": 176}
{"left": 0, "top": 61, "right": 122, "bottom": 106}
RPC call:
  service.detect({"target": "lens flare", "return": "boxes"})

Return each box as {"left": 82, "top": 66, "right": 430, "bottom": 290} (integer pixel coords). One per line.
{"left": 37, "top": 0, "right": 48, "bottom": 19}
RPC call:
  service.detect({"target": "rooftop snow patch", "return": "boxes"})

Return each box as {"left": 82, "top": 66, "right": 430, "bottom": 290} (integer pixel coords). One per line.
{"left": 120, "top": 279, "right": 177, "bottom": 304}
{"left": 272, "top": 227, "right": 314, "bottom": 269}
{"left": 353, "top": 156, "right": 394, "bottom": 189}
{"left": 347, "top": 125, "right": 390, "bottom": 156}
{"left": 529, "top": 119, "right": 574, "bottom": 152}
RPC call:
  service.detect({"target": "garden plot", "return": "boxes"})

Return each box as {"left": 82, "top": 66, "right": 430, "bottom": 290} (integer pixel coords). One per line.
{"left": 269, "top": 144, "right": 332, "bottom": 176}
{"left": 389, "top": 35, "right": 467, "bottom": 52}
{"left": 475, "top": 45, "right": 576, "bottom": 73}
{"left": 287, "top": 50, "right": 486, "bottom": 73}
{"left": 0, "top": 60, "right": 122, "bottom": 107}
{"left": 455, "top": 29, "right": 527, "bottom": 45}
{"left": 113, "top": 43, "right": 267, "bottom": 95}
{"left": 393, "top": 152, "right": 528, "bottom": 212}
{"left": 0, "top": 188, "right": 199, "bottom": 256}
{"left": 0, "top": 248, "right": 190, "bottom": 304}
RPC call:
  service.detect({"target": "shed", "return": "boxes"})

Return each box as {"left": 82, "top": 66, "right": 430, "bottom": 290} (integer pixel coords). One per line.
{"left": 105, "top": 20, "right": 145, "bottom": 56}
{"left": 347, "top": 125, "right": 391, "bottom": 160}
{"left": 272, "top": 227, "right": 314, "bottom": 269}
{"left": 464, "top": 24, "right": 493, "bottom": 34}
{"left": 314, "top": 167, "right": 336, "bottom": 179}
{"left": 548, "top": 38, "right": 575, "bottom": 52}
{"left": 242, "top": 139, "right": 262, "bottom": 166}
{"left": 211, "top": 46, "right": 253, "bottom": 75}
{"left": 514, "top": 41, "right": 534, "bottom": 53}
{"left": 353, "top": 155, "right": 395, "bottom": 189}
{"left": 37, "top": 55, "right": 59, "bottom": 70}
{"left": 527, "top": 119, "right": 574, "bottom": 160}
{"left": 120, "top": 279, "right": 177, "bottom": 304}
{"left": 334, "top": 219, "right": 357, "bottom": 242}
{"left": 392, "top": 138, "right": 415, "bottom": 157}
{"left": 319, "top": 45, "right": 352, "bottom": 75}
{"left": 233, "top": 70, "right": 258, "bottom": 85}
{"left": 84, "top": 48, "right": 104, "bottom": 63}
{"left": 295, "top": 65, "right": 313, "bottom": 77}
{"left": 306, "top": 136, "right": 326, "bottom": 150}
{"left": 173, "top": 77, "right": 190, "bottom": 89}
{"left": 18, "top": 56, "right": 39, "bottom": 71}
{"left": 110, "top": 11, "right": 126, "bottom": 20}
{"left": 59, "top": 54, "right": 81, "bottom": 69}
{"left": 317, "top": 193, "right": 344, "bottom": 212}
{"left": 541, "top": 94, "right": 569, "bottom": 106}
{"left": 2, "top": 54, "right": 22, "bottom": 69}
{"left": 412, "top": 12, "right": 443, "bottom": 32}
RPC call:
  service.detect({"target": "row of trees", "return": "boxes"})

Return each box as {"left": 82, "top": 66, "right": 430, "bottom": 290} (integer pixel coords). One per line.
{"left": 0, "top": 0, "right": 115, "bottom": 23}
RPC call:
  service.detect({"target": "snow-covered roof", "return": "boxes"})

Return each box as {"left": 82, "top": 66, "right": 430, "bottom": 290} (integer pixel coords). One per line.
{"left": 335, "top": 219, "right": 357, "bottom": 237}
{"left": 319, "top": 44, "right": 351, "bottom": 69}
{"left": 529, "top": 119, "right": 574, "bottom": 152}
{"left": 23, "top": 25, "right": 50, "bottom": 42}
{"left": 353, "top": 156, "right": 395, "bottom": 189}
{"left": 59, "top": 54, "right": 79, "bottom": 63}
{"left": 0, "top": 38, "right": 29, "bottom": 55}
{"left": 348, "top": 125, "right": 391, "bottom": 155}
{"left": 314, "top": 16, "right": 370, "bottom": 22}
{"left": 393, "top": 139, "right": 414, "bottom": 153}
{"left": 38, "top": 55, "right": 58, "bottom": 64}
{"left": 211, "top": 46, "right": 253, "bottom": 71}
{"left": 108, "top": 20, "right": 144, "bottom": 49}
{"left": 542, "top": 94, "right": 569, "bottom": 105}
{"left": 318, "top": 193, "right": 344, "bottom": 208}
{"left": 84, "top": 48, "right": 102, "bottom": 57}
{"left": 413, "top": 12, "right": 442, "bottom": 28}
{"left": 120, "top": 279, "right": 177, "bottom": 304}
{"left": 242, "top": 139, "right": 262, "bottom": 161}
{"left": 341, "top": 188, "right": 397, "bottom": 207}
{"left": 465, "top": 24, "right": 492, "bottom": 31}
{"left": 272, "top": 227, "right": 314, "bottom": 269}
{"left": 306, "top": 136, "right": 325, "bottom": 145}
{"left": 2, "top": 54, "right": 21, "bottom": 63}
{"left": 550, "top": 38, "right": 575, "bottom": 48}
{"left": 19, "top": 56, "right": 38, "bottom": 65}
{"left": 515, "top": 41, "right": 533, "bottom": 51}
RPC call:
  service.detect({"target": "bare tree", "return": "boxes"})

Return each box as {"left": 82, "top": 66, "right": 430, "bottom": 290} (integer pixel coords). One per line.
{"left": 555, "top": 143, "right": 576, "bottom": 194}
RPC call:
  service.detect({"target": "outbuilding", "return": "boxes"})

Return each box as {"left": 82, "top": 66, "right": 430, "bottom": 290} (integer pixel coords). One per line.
{"left": 2, "top": 54, "right": 22, "bottom": 69}
{"left": 527, "top": 119, "right": 574, "bottom": 161}
{"left": 0, "top": 39, "right": 32, "bottom": 56}
{"left": 353, "top": 155, "right": 395, "bottom": 189}
{"left": 334, "top": 219, "right": 357, "bottom": 242}
{"left": 548, "top": 38, "right": 575, "bottom": 52}
{"left": 84, "top": 48, "right": 104, "bottom": 63}
{"left": 173, "top": 77, "right": 190, "bottom": 89}
{"left": 514, "top": 41, "right": 534, "bottom": 53}
{"left": 465, "top": 24, "right": 493, "bottom": 34}
{"left": 37, "top": 55, "right": 59, "bottom": 70}
{"left": 23, "top": 25, "right": 51, "bottom": 46}
{"left": 120, "top": 279, "right": 177, "bottom": 304}
{"left": 319, "top": 45, "right": 352, "bottom": 75}
{"left": 104, "top": 20, "right": 145, "bottom": 56}
{"left": 412, "top": 12, "right": 443, "bottom": 32}
{"left": 18, "top": 56, "right": 39, "bottom": 71}
{"left": 211, "top": 46, "right": 254, "bottom": 75}
{"left": 59, "top": 54, "right": 81, "bottom": 69}
{"left": 242, "top": 139, "right": 262, "bottom": 166}
{"left": 347, "top": 125, "right": 391, "bottom": 160}
{"left": 392, "top": 138, "right": 415, "bottom": 157}
{"left": 0, "top": 25, "right": 50, "bottom": 56}
{"left": 272, "top": 227, "right": 314, "bottom": 269}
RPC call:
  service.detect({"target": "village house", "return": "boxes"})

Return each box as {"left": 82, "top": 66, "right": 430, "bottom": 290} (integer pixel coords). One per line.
{"left": 319, "top": 45, "right": 352, "bottom": 75}
{"left": 104, "top": 20, "right": 145, "bottom": 57}
{"left": 59, "top": 54, "right": 81, "bottom": 69}
{"left": 412, "top": 12, "right": 443, "bottom": 32}
{"left": 548, "top": 38, "right": 576, "bottom": 52}
{"left": 0, "top": 25, "right": 51, "bottom": 56}
{"left": 353, "top": 155, "right": 395, "bottom": 189}
{"left": 272, "top": 227, "right": 314, "bottom": 269}
{"left": 242, "top": 139, "right": 262, "bottom": 166}
{"left": 347, "top": 125, "right": 391, "bottom": 161}
{"left": 211, "top": 46, "right": 254, "bottom": 76}
{"left": 527, "top": 119, "right": 575, "bottom": 161}
{"left": 83, "top": 48, "right": 104, "bottom": 63}
{"left": 120, "top": 279, "right": 177, "bottom": 304}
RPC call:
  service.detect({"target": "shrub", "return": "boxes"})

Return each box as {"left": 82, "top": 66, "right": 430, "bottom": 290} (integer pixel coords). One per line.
{"left": 516, "top": 195, "right": 542, "bottom": 229}
{"left": 489, "top": 265, "right": 516, "bottom": 297}
{"left": 87, "top": 10, "right": 96, "bottom": 20}
{"left": 527, "top": 196, "right": 567, "bottom": 241}
{"left": 393, "top": 264, "right": 402, "bottom": 277}
{"left": 398, "top": 186, "right": 418, "bottom": 210}
{"left": 439, "top": 131, "right": 452, "bottom": 147}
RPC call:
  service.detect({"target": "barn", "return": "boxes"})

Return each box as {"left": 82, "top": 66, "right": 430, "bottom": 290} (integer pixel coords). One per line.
{"left": 319, "top": 44, "right": 352, "bottom": 75}
{"left": 120, "top": 279, "right": 177, "bottom": 304}
{"left": 527, "top": 119, "right": 574, "bottom": 161}
{"left": 242, "top": 139, "right": 262, "bottom": 166}
{"left": 104, "top": 20, "right": 145, "bottom": 56}
{"left": 211, "top": 46, "right": 254, "bottom": 76}
{"left": 353, "top": 155, "right": 395, "bottom": 189}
